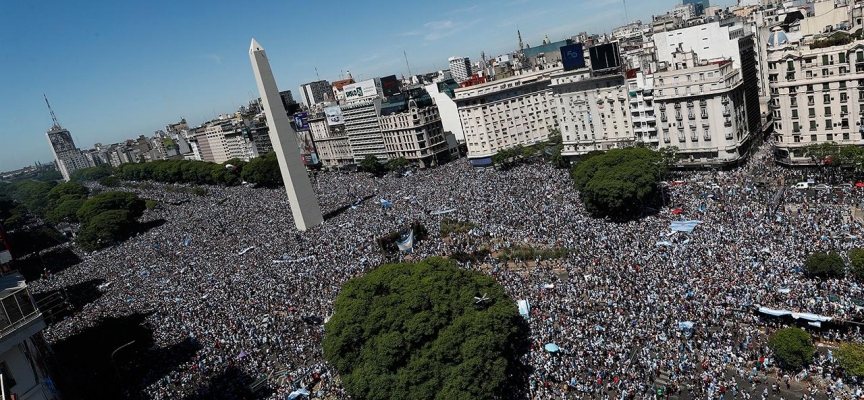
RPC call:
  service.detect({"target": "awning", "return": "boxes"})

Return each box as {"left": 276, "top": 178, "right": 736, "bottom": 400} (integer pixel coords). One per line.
{"left": 469, "top": 157, "right": 493, "bottom": 166}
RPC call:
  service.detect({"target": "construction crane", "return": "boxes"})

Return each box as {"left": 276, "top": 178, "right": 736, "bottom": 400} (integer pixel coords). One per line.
{"left": 44, "top": 94, "right": 61, "bottom": 129}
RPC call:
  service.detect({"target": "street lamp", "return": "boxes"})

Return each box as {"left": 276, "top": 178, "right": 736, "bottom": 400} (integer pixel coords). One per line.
{"left": 111, "top": 340, "right": 136, "bottom": 381}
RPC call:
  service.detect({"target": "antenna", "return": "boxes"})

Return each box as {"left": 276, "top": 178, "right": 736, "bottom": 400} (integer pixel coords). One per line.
{"left": 315, "top": 67, "right": 320, "bottom": 80}
{"left": 44, "top": 94, "right": 60, "bottom": 128}
{"left": 518, "top": 28, "right": 524, "bottom": 51}
{"left": 623, "top": 0, "right": 629, "bottom": 25}
{"left": 404, "top": 51, "right": 412, "bottom": 78}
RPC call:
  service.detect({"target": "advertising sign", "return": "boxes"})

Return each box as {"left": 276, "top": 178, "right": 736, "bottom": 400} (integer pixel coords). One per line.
{"left": 343, "top": 79, "right": 379, "bottom": 101}
{"left": 293, "top": 113, "right": 310, "bottom": 131}
{"left": 380, "top": 75, "right": 400, "bottom": 97}
{"left": 589, "top": 42, "right": 621, "bottom": 71}
{"left": 297, "top": 131, "right": 319, "bottom": 166}
{"left": 560, "top": 43, "right": 586, "bottom": 71}
{"left": 324, "top": 106, "right": 344, "bottom": 126}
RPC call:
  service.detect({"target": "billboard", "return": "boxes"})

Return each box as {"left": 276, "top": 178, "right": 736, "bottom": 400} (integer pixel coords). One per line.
{"left": 380, "top": 75, "right": 400, "bottom": 97}
{"left": 560, "top": 43, "right": 586, "bottom": 71}
{"left": 296, "top": 131, "right": 319, "bottom": 166}
{"left": 324, "top": 106, "right": 344, "bottom": 126}
{"left": 343, "top": 79, "right": 379, "bottom": 101}
{"left": 293, "top": 113, "right": 310, "bottom": 131}
{"left": 589, "top": 42, "right": 621, "bottom": 71}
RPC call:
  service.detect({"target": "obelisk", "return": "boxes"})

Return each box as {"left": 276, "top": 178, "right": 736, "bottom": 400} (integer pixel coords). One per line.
{"left": 249, "top": 38, "right": 323, "bottom": 231}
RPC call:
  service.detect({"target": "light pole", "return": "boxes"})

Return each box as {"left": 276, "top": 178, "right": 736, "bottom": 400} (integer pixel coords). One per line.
{"left": 111, "top": 340, "right": 136, "bottom": 381}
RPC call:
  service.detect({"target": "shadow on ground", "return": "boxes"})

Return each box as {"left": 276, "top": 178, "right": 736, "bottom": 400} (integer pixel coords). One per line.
{"left": 33, "top": 278, "right": 105, "bottom": 324}
{"left": 13, "top": 247, "right": 81, "bottom": 282}
{"left": 323, "top": 195, "right": 374, "bottom": 221}
{"left": 48, "top": 312, "right": 202, "bottom": 400}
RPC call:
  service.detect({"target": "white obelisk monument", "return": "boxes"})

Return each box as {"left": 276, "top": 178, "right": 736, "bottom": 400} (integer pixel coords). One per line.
{"left": 249, "top": 39, "right": 323, "bottom": 231}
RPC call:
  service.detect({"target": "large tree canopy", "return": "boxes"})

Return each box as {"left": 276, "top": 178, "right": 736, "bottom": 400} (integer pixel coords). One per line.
{"left": 570, "top": 147, "right": 663, "bottom": 219}
{"left": 323, "top": 257, "right": 528, "bottom": 400}
{"left": 768, "top": 327, "right": 814, "bottom": 370}
{"left": 241, "top": 152, "right": 282, "bottom": 187}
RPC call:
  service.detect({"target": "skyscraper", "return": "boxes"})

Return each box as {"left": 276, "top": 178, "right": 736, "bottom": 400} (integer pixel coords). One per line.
{"left": 249, "top": 39, "right": 323, "bottom": 231}
{"left": 448, "top": 56, "right": 472, "bottom": 82}
{"left": 43, "top": 96, "right": 88, "bottom": 181}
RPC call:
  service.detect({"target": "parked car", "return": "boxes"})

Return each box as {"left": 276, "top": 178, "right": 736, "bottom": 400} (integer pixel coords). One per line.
{"left": 813, "top": 184, "right": 831, "bottom": 191}
{"left": 791, "top": 182, "right": 811, "bottom": 190}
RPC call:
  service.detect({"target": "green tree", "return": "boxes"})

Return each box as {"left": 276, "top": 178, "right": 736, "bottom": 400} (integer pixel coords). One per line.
{"left": 802, "top": 251, "right": 845, "bottom": 279}
{"left": 838, "top": 342, "right": 864, "bottom": 377}
{"left": 850, "top": 248, "right": 864, "bottom": 281}
{"left": 46, "top": 199, "right": 87, "bottom": 224}
{"left": 768, "top": 327, "right": 814, "bottom": 370}
{"left": 76, "top": 210, "right": 138, "bottom": 251}
{"left": 241, "top": 152, "right": 283, "bottom": 187}
{"left": 386, "top": 157, "right": 410, "bottom": 173}
{"left": 359, "top": 155, "right": 384, "bottom": 175}
{"left": 48, "top": 181, "right": 89, "bottom": 201}
{"left": 324, "top": 257, "right": 529, "bottom": 400}
{"left": 76, "top": 192, "right": 145, "bottom": 225}
{"left": 570, "top": 147, "right": 664, "bottom": 220}
{"left": 658, "top": 146, "right": 681, "bottom": 169}
{"left": 99, "top": 176, "right": 121, "bottom": 187}
{"left": 70, "top": 165, "right": 115, "bottom": 182}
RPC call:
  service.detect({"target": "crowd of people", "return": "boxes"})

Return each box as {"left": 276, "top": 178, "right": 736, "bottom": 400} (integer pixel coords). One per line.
{"left": 27, "top": 141, "right": 864, "bottom": 399}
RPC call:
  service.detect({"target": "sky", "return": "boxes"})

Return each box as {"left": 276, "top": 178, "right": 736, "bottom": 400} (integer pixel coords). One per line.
{"left": 0, "top": 0, "right": 735, "bottom": 172}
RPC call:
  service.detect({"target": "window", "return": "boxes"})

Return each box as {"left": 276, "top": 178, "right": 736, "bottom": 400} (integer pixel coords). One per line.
{"left": 812, "top": 134, "right": 818, "bottom": 142}
{"left": 769, "top": 73, "right": 778, "bottom": 82}
{"left": 807, "top": 84, "right": 814, "bottom": 92}
{"left": 840, "top": 81, "right": 847, "bottom": 89}
{"left": 824, "top": 94, "right": 831, "bottom": 104}
{"left": 791, "top": 109, "right": 799, "bottom": 119}
{"left": 810, "top": 120, "right": 817, "bottom": 130}
{"left": 808, "top": 96, "right": 815, "bottom": 105}
{"left": 825, "top": 106, "right": 832, "bottom": 116}
{"left": 824, "top": 83, "right": 831, "bottom": 91}
{"left": 841, "top": 93, "right": 849, "bottom": 103}
{"left": 795, "top": 136, "right": 802, "bottom": 142}
{"left": 788, "top": 60, "right": 795, "bottom": 71}
{"left": 827, "top": 133, "right": 834, "bottom": 141}
{"left": 823, "top": 69, "right": 829, "bottom": 77}
{"left": 826, "top": 119, "right": 833, "bottom": 130}
{"left": 793, "top": 122, "right": 800, "bottom": 132}
{"left": 823, "top": 55, "right": 830, "bottom": 65}
{"left": 789, "top": 87, "right": 797, "bottom": 94}
{"left": 840, "top": 53, "right": 846, "bottom": 63}
{"left": 844, "top": 132, "right": 850, "bottom": 140}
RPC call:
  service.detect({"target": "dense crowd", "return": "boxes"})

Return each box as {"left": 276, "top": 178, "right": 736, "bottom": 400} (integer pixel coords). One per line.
{"left": 27, "top": 142, "right": 864, "bottom": 399}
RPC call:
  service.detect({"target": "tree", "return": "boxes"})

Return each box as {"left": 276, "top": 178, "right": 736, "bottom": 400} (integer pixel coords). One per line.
{"left": 76, "top": 210, "right": 138, "bottom": 251}
{"left": 241, "top": 153, "right": 283, "bottom": 187}
{"left": 658, "top": 146, "right": 681, "bottom": 169}
{"left": 99, "top": 176, "right": 121, "bottom": 187}
{"left": 324, "top": 257, "right": 529, "bottom": 400}
{"left": 76, "top": 192, "right": 146, "bottom": 225}
{"left": 838, "top": 342, "right": 864, "bottom": 377}
{"left": 850, "top": 249, "right": 864, "bottom": 281}
{"left": 386, "top": 157, "right": 410, "bottom": 173}
{"left": 359, "top": 155, "right": 384, "bottom": 175}
{"left": 768, "top": 327, "right": 814, "bottom": 370}
{"left": 570, "top": 147, "right": 664, "bottom": 220}
{"left": 46, "top": 199, "right": 87, "bottom": 224}
{"left": 48, "top": 181, "right": 89, "bottom": 201}
{"left": 70, "top": 165, "right": 115, "bottom": 182}
{"left": 802, "top": 251, "right": 845, "bottom": 279}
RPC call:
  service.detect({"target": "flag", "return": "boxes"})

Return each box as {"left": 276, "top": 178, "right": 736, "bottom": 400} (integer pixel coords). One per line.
{"left": 669, "top": 220, "right": 701, "bottom": 233}
{"left": 380, "top": 199, "right": 393, "bottom": 208}
{"left": 396, "top": 230, "right": 414, "bottom": 252}
{"left": 183, "top": 237, "right": 192, "bottom": 246}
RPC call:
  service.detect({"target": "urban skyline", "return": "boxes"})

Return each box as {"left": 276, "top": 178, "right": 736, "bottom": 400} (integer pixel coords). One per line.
{"left": 0, "top": 0, "right": 734, "bottom": 172}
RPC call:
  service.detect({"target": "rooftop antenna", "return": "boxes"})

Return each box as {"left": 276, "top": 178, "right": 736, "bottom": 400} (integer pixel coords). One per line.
{"left": 43, "top": 94, "right": 61, "bottom": 129}
{"left": 315, "top": 67, "right": 320, "bottom": 80}
{"left": 623, "top": 0, "right": 629, "bottom": 25}
{"left": 404, "top": 50, "right": 412, "bottom": 77}
{"left": 518, "top": 28, "right": 524, "bottom": 51}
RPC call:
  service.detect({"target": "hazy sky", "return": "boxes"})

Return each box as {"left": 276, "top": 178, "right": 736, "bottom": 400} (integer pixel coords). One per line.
{"left": 0, "top": 0, "right": 734, "bottom": 172}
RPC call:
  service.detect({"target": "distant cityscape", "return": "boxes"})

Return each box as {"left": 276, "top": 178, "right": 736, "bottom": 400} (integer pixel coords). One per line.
{"left": 17, "top": 0, "right": 864, "bottom": 181}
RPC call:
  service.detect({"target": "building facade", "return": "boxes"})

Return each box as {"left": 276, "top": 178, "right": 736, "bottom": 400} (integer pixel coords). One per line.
{"left": 455, "top": 68, "right": 561, "bottom": 166}
{"left": 308, "top": 109, "right": 353, "bottom": 169}
{"left": 379, "top": 92, "right": 449, "bottom": 168}
{"left": 299, "top": 80, "right": 331, "bottom": 107}
{"left": 553, "top": 69, "right": 634, "bottom": 156}
{"left": 342, "top": 99, "right": 388, "bottom": 162}
{"left": 653, "top": 50, "right": 752, "bottom": 165}
{"left": 448, "top": 56, "right": 472, "bottom": 83}
{"left": 768, "top": 32, "right": 864, "bottom": 163}
{"left": 45, "top": 126, "right": 89, "bottom": 182}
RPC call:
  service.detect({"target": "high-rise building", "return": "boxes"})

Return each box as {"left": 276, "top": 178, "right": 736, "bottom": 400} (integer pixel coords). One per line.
{"left": 299, "top": 80, "right": 331, "bottom": 107}
{"left": 683, "top": 0, "right": 709, "bottom": 16}
{"left": 448, "top": 56, "right": 472, "bottom": 82}
{"left": 379, "top": 88, "right": 450, "bottom": 168}
{"left": 343, "top": 98, "right": 389, "bottom": 162}
{"left": 43, "top": 96, "right": 88, "bottom": 181}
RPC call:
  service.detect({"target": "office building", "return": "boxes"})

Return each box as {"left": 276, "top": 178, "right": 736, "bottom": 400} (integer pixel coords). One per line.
{"left": 299, "top": 81, "right": 331, "bottom": 107}
{"left": 43, "top": 97, "right": 88, "bottom": 181}
{"left": 379, "top": 89, "right": 449, "bottom": 168}
{"left": 343, "top": 99, "right": 388, "bottom": 162}
{"left": 455, "top": 68, "right": 561, "bottom": 166}
{"left": 308, "top": 106, "right": 353, "bottom": 169}
{"left": 448, "top": 56, "right": 472, "bottom": 82}
{"left": 684, "top": 0, "right": 709, "bottom": 16}
{"left": 553, "top": 68, "right": 634, "bottom": 156}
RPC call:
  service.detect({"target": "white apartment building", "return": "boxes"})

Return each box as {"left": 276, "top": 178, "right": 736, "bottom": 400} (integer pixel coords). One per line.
{"left": 455, "top": 68, "right": 561, "bottom": 166}
{"left": 448, "top": 56, "right": 472, "bottom": 82}
{"left": 767, "top": 29, "right": 864, "bottom": 163}
{"left": 299, "top": 80, "right": 331, "bottom": 107}
{"left": 203, "top": 120, "right": 253, "bottom": 163}
{"left": 379, "top": 97, "right": 449, "bottom": 168}
{"left": 342, "top": 98, "right": 389, "bottom": 162}
{"left": 627, "top": 70, "right": 659, "bottom": 145}
{"left": 308, "top": 112, "right": 353, "bottom": 169}
{"left": 424, "top": 81, "right": 465, "bottom": 142}
{"left": 552, "top": 69, "right": 634, "bottom": 156}
{"left": 653, "top": 50, "right": 753, "bottom": 164}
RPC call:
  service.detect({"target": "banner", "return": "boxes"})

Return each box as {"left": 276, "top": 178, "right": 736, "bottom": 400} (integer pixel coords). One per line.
{"left": 670, "top": 220, "right": 701, "bottom": 233}
{"left": 517, "top": 299, "right": 530, "bottom": 318}
{"left": 397, "top": 230, "right": 414, "bottom": 252}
